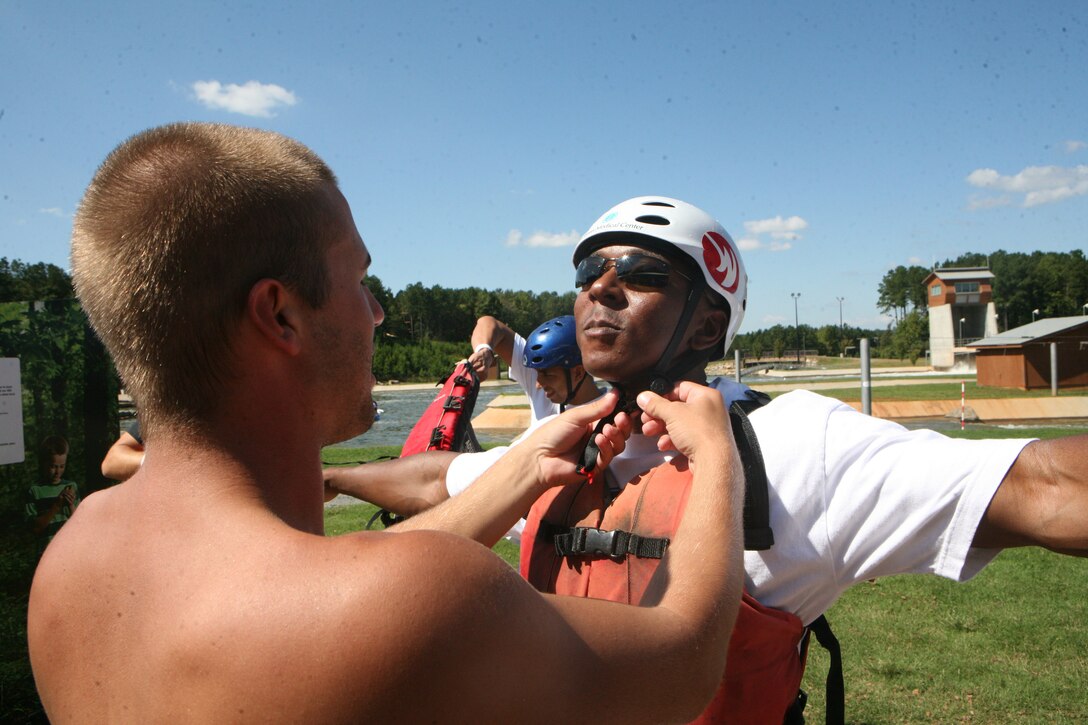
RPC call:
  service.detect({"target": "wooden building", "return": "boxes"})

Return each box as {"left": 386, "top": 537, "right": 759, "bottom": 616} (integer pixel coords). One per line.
{"left": 969, "top": 316, "right": 1088, "bottom": 390}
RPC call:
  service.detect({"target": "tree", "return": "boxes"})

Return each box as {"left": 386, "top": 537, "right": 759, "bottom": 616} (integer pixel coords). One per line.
{"left": 876, "top": 265, "right": 929, "bottom": 322}
{"left": 0, "top": 258, "right": 73, "bottom": 302}
{"left": 887, "top": 310, "right": 928, "bottom": 364}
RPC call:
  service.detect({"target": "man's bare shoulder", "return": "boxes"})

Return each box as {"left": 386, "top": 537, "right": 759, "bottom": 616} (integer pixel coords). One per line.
{"left": 31, "top": 494, "right": 530, "bottom": 722}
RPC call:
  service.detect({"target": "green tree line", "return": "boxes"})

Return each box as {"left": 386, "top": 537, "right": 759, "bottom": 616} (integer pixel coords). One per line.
{"left": 367, "top": 276, "right": 578, "bottom": 381}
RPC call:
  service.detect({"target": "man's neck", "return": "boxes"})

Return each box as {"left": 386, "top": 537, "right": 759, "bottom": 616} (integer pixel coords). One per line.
{"left": 144, "top": 415, "right": 328, "bottom": 535}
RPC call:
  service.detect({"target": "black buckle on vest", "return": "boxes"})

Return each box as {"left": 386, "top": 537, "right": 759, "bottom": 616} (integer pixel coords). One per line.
{"left": 581, "top": 528, "right": 621, "bottom": 558}
{"left": 442, "top": 395, "right": 465, "bottom": 411}
{"left": 552, "top": 527, "right": 670, "bottom": 561}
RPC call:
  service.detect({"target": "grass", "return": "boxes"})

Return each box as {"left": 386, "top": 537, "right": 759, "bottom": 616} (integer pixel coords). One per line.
{"left": 799, "top": 548, "right": 1088, "bottom": 723}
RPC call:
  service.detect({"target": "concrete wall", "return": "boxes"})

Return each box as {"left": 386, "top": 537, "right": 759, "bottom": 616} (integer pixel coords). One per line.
{"left": 928, "top": 304, "right": 955, "bottom": 368}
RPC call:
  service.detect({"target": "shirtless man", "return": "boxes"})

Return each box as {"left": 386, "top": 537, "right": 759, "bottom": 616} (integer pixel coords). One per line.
{"left": 27, "top": 123, "right": 745, "bottom": 723}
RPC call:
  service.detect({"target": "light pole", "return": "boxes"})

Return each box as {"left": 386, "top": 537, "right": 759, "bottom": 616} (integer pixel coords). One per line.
{"left": 1032, "top": 308, "right": 1040, "bottom": 322}
{"left": 958, "top": 317, "right": 965, "bottom": 345}
{"left": 790, "top": 293, "right": 801, "bottom": 363}
{"left": 836, "top": 297, "right": 845, "bottom": 356}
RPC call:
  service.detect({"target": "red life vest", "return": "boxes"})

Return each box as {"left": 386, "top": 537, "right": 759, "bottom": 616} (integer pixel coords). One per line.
{"left": 401, "top": 362, "right": 481, "bottom": 456}
{"left": 520, "top": 458, "right": 807, "bottom": 725}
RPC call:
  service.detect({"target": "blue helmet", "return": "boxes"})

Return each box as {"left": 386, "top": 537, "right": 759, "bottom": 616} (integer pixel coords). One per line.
{"left": 523, "top": 316, "right": 581, "bottom": 370}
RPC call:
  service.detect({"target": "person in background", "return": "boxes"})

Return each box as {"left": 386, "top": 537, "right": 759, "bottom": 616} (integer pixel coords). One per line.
{"left": 25, "top": 436, "right": 80, "bottom": 542}
{"left": 468, "top": 314, "right": 602, "bottom": 421}
{"left": 324, "top": 315, "right": 604, "bottom": 521}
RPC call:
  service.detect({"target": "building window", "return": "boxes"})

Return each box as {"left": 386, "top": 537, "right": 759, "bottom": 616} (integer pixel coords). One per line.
{"left": 954, "top": 282, "right": 980, "bottom": 293}
{"left": 931, "top": 284, "right": 942, "bottom": 296}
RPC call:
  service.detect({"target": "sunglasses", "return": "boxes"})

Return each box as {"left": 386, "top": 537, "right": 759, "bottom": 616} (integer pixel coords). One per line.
{"left": 575, "top": 253, "right": 690, "bottom": 290}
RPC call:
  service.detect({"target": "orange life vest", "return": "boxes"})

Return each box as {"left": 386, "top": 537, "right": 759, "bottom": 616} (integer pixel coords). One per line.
{"left": 520, "top": 458, "right": 807, "bottom": 725}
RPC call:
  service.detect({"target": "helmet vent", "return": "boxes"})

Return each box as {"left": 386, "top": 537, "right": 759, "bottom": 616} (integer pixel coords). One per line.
{"left": 635, "top": 215, "right": 670, "bottom": 226}
{"left": 642, "top": 201, "right": 676, "bottom": 208}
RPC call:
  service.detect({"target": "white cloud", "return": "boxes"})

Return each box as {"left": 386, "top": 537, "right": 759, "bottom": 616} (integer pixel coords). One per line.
{"left": 1065, "top": 140, "right": 1086, "bottom": 154}
{"left": 191, "top": 80, "right": 297, "bottom": 118}
{"left": 966, "top": 164, "right": 1088, "bottom": 208}
{"left": 738, "top": 215, "right": 807, "bottom": 253}
{"left": 38, "top": 207, "right": 64, "bottom": 217}
{"left": 504, "top": 229, "right": 579, "bottom": 248}
{"left": 743, "top": 215, "right": 808, "bottom": 236}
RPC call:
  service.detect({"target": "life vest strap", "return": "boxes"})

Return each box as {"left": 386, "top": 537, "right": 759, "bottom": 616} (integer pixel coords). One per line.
{"left": 553, "top": 526, "right": 670, "bottom": 560}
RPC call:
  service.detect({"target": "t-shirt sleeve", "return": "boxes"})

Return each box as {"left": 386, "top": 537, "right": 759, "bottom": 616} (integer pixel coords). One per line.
{"left": 747, "top": 390, "right": 1033, "bottom": 624}
{"left": 819, "top": 396, "right": 1032, "bottom": 584}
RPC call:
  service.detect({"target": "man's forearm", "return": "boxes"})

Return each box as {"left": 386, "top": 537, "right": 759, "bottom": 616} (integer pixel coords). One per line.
{"left": 390, "top": 445, "right": 538, "bottom": 546}
{"left": 976, "top": 435, "right": 1088, "bottom": 555}
{"left": 325, "top": 453, "right": 455, "bottom": 516}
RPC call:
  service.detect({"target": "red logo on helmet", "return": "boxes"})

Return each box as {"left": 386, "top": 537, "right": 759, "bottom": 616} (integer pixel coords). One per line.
{"left": 701, "top": 231, "right": 740, "bottom": 294}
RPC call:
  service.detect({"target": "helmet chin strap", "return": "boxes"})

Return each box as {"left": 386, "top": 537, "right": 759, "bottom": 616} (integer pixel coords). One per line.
{"left": 560, "top": 368, "right": 589, "bottom": 409}
{"left": 648, "top": 274, "right": 708, "bottom": 394}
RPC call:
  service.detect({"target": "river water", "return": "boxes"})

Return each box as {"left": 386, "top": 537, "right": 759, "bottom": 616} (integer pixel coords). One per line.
{"left": 329, "top": 384, "right": 519, "bottom": 449}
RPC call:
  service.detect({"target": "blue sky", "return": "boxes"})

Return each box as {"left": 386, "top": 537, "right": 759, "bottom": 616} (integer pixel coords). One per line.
{"left": 3, "top": 1, "right": 1086, "bottom": 330}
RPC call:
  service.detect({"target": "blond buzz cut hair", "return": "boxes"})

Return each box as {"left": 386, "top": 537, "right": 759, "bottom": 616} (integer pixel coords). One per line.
{"left": 72, "top": 123, "right": 339, "bottom": 433}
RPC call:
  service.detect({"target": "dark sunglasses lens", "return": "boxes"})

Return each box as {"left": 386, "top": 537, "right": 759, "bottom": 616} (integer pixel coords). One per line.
{"left": 576, "top": 254, "right": 673, "bottom": 288}
{"left": 616, "top": 256, "right": 671, "bottom": 287}
{"left": 575, "top": 257, "right": 607, "bottom": 288}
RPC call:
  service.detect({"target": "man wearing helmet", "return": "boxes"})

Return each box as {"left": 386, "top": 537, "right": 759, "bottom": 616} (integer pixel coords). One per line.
{"left": 514, "top": 196, "right": 1088, "bottom": 723}
{"left": 468, "top": 314, "right": 603, "bottom": 422}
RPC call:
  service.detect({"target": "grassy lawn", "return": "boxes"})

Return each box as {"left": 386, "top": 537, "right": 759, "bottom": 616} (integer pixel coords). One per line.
{"left": 800, "top": 548, "right": 1088, "bottom": 723}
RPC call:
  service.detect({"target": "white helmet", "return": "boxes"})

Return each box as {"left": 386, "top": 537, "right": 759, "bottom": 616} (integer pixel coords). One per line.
{"left": 574, "top": 196, "right": 747, "bottom": 355}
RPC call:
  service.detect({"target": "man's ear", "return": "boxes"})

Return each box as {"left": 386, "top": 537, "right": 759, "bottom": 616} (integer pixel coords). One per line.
{"left": 247, "top": 279, "right": 303, "bottom": 355}
{"left": 689, "top": 304, "right": 729, "bottom": 354}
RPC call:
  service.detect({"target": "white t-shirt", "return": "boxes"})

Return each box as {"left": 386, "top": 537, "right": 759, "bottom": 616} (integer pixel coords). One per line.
{"left": 447, "top": 377, "right": 1033, "bottom": 624}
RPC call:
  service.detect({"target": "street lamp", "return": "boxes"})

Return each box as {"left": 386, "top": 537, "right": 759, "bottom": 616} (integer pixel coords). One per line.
{"left": 1032, "top": 308, "right": 1040, "bottom": 322}
{"left": 958, "top": 317, "right": 965, "bottom": 344}
{"left": 790, "top": 293, "right": 801, "bottom": 363}
{"left": 836, "top": 297, "right": 845, "bottom": 356}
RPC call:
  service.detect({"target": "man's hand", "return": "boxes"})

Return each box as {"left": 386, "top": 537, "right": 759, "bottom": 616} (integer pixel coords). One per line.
{"left": 522, "top": 390, "right": 633, "bottom": 488}
{"left": 636, "top": 382, "right": 733, "bottom": 471}
{"left": 467, "top": 347, "right": 495, "bottom": 381}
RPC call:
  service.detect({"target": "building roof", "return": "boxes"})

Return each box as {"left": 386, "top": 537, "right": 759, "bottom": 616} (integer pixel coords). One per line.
{"left": 923, "top": 267, "right": 996, "bottom": 284}
{"left": 970, "top": 316, "right": 1088, "bottom": 348}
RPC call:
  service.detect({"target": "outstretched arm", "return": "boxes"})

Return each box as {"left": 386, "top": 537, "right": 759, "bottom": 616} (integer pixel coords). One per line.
{"left": 322, "top": 451, "right": 458, "bottom": 516}
{"left": 466, "top": 315, "right": 516, "bottom": 381}
{"left": 974, "top": 434, "right": 1088, "bottom": 555}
